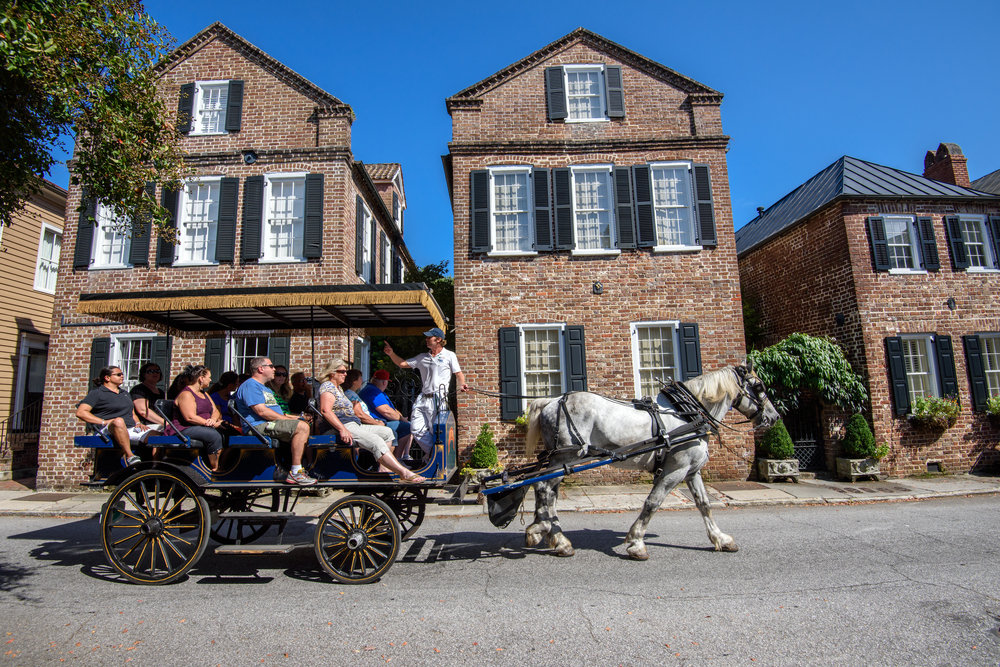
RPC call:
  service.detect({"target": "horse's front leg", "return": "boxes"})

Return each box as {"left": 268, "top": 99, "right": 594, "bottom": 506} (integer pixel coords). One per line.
{"left": 524, "top": 478, "right": 574, "bottom": 557}
{"left": 624, "top": 466, "right": 687, "bottom": 561}
{"left": 686, "top": 472, "right": 738, "bottom": 552}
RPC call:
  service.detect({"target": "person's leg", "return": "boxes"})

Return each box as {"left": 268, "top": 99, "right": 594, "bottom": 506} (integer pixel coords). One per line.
{"left": 409, "top": 396, "right": 433, "bottom": 455}
{"left": 386, "top": 421, "right": 413, "bottom": 460}
{"left": 107, "top": 417, "right": 134, "bottom": 459}
{"left": 181, "top": 426, "right": 223, "bottom": 471}
{"left": 348, "top": 423, "right": 422, "bottom": 481}
{"left": 289, "top": 420, "right": 310, "bottom": 467}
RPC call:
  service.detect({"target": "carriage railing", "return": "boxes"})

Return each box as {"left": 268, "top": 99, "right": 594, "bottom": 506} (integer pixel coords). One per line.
{"left": 0, "top": 399, "right": 43, "bottom": 458}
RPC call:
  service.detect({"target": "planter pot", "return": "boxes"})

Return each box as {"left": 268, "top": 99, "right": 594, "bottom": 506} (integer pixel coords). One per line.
{"left": 756, "top": 458, "right": 800, "bottom": 483}
{"left": 907, "top": 415, "right": 956, "bottom": 431}
{"left": 836, "top": 457, "right": 881, "bottom": 483}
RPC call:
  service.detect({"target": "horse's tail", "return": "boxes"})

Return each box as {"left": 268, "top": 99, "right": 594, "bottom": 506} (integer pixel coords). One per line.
{"left": 525, "top": 397, "right": 559, "bottom": 456}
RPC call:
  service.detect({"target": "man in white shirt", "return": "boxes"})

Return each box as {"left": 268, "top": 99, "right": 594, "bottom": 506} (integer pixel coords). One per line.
{"left": 383, "top": 327, "right": 467, "bottom": 456}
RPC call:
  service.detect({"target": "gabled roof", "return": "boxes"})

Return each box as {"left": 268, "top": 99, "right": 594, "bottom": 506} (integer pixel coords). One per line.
{"left": 446, "top": 27, "right": 721, "bottom": 109}
{"left": 157, "top": 22, "right": 349, "bottom": 111}
{"left": 971, "top": 167, "right": 1000, "bottom": 195}
{"left": 735, "top": 156, "right": 998, "bottom": 256}
{"left": 365, "top": 163, "right": 401, "bottom": 181}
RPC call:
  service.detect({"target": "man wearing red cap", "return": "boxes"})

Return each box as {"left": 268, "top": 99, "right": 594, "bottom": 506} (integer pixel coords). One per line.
{"left": 357, "top": 369, "right": 413, "bottom": 460}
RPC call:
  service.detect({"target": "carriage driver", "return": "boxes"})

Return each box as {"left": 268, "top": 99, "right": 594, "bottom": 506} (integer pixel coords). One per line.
{"left": 383, "top": 328, "right": 467, "bottom": 457}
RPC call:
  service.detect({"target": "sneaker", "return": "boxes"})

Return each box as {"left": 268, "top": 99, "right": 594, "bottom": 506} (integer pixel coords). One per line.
{"left": 285, "top": 469, "right": 317, "bottom": 486}
{"left": 123, "top": 455, "right": 141, "bottom": 467}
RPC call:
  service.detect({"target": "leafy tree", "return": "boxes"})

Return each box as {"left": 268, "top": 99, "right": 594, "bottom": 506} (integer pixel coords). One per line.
{"left": 748, "top": 332, "right": 868, "bottom": 415}
{"left": 0, "top": 0, "right": 187, "bottom": 236}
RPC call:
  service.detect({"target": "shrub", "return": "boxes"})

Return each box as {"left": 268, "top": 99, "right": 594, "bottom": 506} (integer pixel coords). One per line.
{"left": 909, "top": 396, "right": 960, "bottom": 430}
{"left": 757, "top": 421, "right": 795, "bottom": 459}
{"left": 986, "top": 395, "right": 1000, "bottom": 417}
{"left": 842, "top": 414, "right": 876, "bottom": 459}
{"left": 468, "top": 423, "right": 499, "bottom": 469}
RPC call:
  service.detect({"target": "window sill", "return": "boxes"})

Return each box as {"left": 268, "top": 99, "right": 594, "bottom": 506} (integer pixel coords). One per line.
{"left": 258, "top": 258, "right": 308, "bottom": 264}
{"left": 173, "top": 260, "right": 220, "bottom": 267}
{"left": 32, "top": 285, "right": 56, "bottom": 295}
{"left": 888, "top": 268, "right": 927, "bottom": 275}
{"left": 966, "top": 267, "right": 1000, "bottom": 274}
{"left": 487, "top": 251, "right": 539, "bottom": 258}
{"left": 89, "top": 264, "right": 132, "bottom": 271}
{"left": 565, "top": 118, "right": 610, "bottom": 124}
{"left": 571, "top": 248, "right": 621, "bottom": 257}
{"left": 188, "top": 131, "right": 229, "bottom": 137}
{"left": 652, "top": 245, "right": 702, "bottom": 254}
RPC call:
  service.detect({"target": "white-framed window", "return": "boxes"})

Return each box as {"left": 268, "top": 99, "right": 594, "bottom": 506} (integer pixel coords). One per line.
{"left": 958, "top": 215, "right": 997, "bottom": 271}
{"left": 650, "top": 162, "right": 699, "bottom": 250}
{"left": 630, "top": 321, "right": 680, "bottom": 398}
{"left": 230, "top": 335, "right": 270, "bottom": 375}
{"left": 380, "top": 233, "right": 392, "bottom": 284}
{"left": 360, "top": 202, "right": 373, "bottom": 282}
{"left": 91, "top": 202, "right": 132, "bottom": 269}
{"left": 175, "top": 176, "right": 221, "bottom": 265}
{"left": 564, "top": 65, "right": 607, "bottom": 122}
{"left": 883, "top": 215, "right": 922, "bottom": 273}
{"left": 190, "top": 80, "right": 229, "bottom": 136}
{"left": 489, "top": 166, "right": 534, "bottom": 255}
{"left": 571, "top": 165, "right": 617, "bottom": 254}
{"left": 982, "top": 335, "right": 1000, "bottom": 397}
{"left": 33, "top": 223, "right": 62, "bottom": 293}
{"left": 901, "top": 334, "right": 939, "bottom": 400}
{"left": 354, "top": 337, "right": 370, "bottom": 382}
{"left": 262, "top": 173, "right": 305, "bottom": 262}
{"left": 110, "top": 334, "right": 153, "bottom": 392}
{"left": 519, "top": 324, "right": 566, "bottom": 410}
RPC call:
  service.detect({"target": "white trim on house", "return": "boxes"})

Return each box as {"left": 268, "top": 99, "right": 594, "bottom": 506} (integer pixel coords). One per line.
{"left": 900, "top": 333, "right": 939, "bottom": 400}
{"left": 517, "top": 323, "right": 566, "bottom": 411}
{"left": 488, "top": 165, "right": 536, "bottom": 257}
{"left": 33, "top": 222, "right": 62, "bottom": 294}
{"left": 883, "top": 214, "right": 927, "bottom": 275}
{"left": 260, "top": 172, "right": 307, "bottom": 264}
{"left": 563, "top": 64, "right": 609, "bottom": 123}
{"left": 629, "top": 320, "right": 680, "bottom": 398}
{"left": 190, "top": 80, "right": 230, "bottom": 136}
{"left": 569, "top": 164, "right": 618, "bottom": 256}
{"left": 174, "top": 175, "right": 223, "bottom": 267}
{"left": 90, "top": 202, "right": 132, "bottom": 270}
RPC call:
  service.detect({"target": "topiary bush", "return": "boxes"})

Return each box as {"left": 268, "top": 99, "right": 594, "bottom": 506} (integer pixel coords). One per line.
{"left": 757, "top": 421, "right": 795, "bottom": 459}
{"left": 468, "top": 423, "right": 499, "bottom": 469}
{"left": 842, "top": 414, "right": 876, "bottom": 459}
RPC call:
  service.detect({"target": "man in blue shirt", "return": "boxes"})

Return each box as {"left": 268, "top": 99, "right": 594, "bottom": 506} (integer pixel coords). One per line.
{"left": 234, "top": 356, "right": 315, "bottom": 485}
{"left": 358, "top": 369, "right": 414, "bottom": 460}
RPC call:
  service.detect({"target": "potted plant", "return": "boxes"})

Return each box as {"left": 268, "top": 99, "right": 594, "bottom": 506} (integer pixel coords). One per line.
{"left": 459, "top": 423, "right": 503, "bottom": 486}
{"left": 907, "top": 396, "right": 960, "bottom": 431}
{"left": 836, "top": 414, "right": 889, "bottom": 482}
{"left": 755, "top": 420, "right": 800, "bottom": 483}
{"left": 985, "top": 395, "right": 1000, "bottom": 425}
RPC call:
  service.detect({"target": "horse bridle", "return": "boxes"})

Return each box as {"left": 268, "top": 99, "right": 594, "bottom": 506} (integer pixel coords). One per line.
{"left": 731, "top": 367, "right": 771, "bottom": 424}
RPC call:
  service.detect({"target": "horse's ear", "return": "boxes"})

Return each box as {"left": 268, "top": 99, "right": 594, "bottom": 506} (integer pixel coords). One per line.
{"left": 744, "top": 357, "right": 753, "bottom": 374}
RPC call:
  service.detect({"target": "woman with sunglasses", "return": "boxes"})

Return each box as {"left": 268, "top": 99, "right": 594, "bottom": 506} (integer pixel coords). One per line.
{"left": 130, "top": 362, "right": 167, "bottom": 430}
{"left": 266, "top": 365, "right": 293, "bottom": 414}
{"left": 76, "top": 366, "right": 152, "bottom": 467}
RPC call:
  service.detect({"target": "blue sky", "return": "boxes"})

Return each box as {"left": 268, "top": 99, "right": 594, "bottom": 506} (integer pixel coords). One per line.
{"left": 48, "top": 0, "right": 1000, "bottom": 272}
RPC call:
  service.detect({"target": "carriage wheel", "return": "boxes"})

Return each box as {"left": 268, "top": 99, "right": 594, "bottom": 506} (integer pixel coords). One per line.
{"left": 371, "top": 488, "right": 426, "bottom": 540}
{"left": 314, "top": 495, "right": 400, "bottom": 585}
{"left": 100, "top": 470, "right": 210, "bottom": 585}
{"left": 207, "top": 488, "right": 280, "bottom": 544}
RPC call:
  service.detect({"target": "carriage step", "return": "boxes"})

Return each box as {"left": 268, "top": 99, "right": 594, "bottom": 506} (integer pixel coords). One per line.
{"left": 217, "top": 511, "right": 295, "bottom": 524}
{"left": 214, "top": 543, "right": 306, "bottom": 555}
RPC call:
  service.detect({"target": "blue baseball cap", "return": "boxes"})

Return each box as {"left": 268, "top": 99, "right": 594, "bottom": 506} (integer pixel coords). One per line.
{"left": 423, "top": 327, "right": 446, "bottom": 338}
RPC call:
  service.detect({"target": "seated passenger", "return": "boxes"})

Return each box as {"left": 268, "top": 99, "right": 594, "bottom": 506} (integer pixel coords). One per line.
{"left": 234, "top": 357, "right": 315, "bottom": 486}
{"left": 357, "top": 369, "right": 414, "bottom": 461}
{"left": 288, "top": 372, "right": 312, "bottom": 416}
{"left": 129, "top": 362, "right": 167, "bottom": 459}
{"left": 343, "top": 369, "right": 382, "bottom": 424}
{"left": 76, "top": 365, "right": 156, "bottom": 467}
{"left": 317, "top": 358, "right": 425, "bottom": 483}
{"left": 266, "top": 364, "right": 293, "bottom": 413}
{"left": 208, "top": 371, "right": 240, "bottom": 426}
{"left": 169, "top": 365, "right": 225, "bottom": 472}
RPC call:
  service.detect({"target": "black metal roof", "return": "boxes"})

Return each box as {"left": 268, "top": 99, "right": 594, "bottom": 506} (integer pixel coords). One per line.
{"left": 735, "top": 156, "right": 997, "bottom": 256}
{"left": 971, "top": 168, "right": 1000, "bottom": 195}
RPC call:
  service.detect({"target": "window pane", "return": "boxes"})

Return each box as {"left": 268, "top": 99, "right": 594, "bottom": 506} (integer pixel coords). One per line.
{"left": 983, "top": 336, "right": 1000, "bottom": 396}
{"left": 179, "top": 181, "right": 220, "bottom": 263}
{"left": 523, "top": 329, "right": 562, "bottom": 400}
{"left": 493, "top": 172, "right": 531, "bottom": 252}
{"left": 636, "top": 325, "right": 675, "bottom": 397}
{"left": 266, "top": 178, "right": 304, "bottom": 260}
{"left": 119, "top": 339, "right": 152, "bottom": 391}
{"left": 652, "top": 167, "right": 693, "bottom": 246}
{"left": 234, "top": 336, "right": 269, "bottom": 375}
{"left": 961, "top": 218, "right": 989, "bottom": 268}
{"left": 94, "top": 204, "right": 131, "bottom": 267}
{"left": 902, "top": 338, "right": 932, "bottom": 399}
{"left": 566, "top": 70, "right": 602, "bottom": 120}
{"left": 37, "top": 229, "right": 61, "bottom": 291}
{"left": 574, "top": 171, "right": 612, "bottom": 250}
{"left": 198, "top": 83, "right": 228, "bottom": 134}
{"left": 885, "top": 218, "right": 915, "bottom": 269}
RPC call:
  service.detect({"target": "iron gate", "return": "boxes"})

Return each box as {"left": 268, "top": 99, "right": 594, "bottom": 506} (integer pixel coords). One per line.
{"left": 783, "top": 403, "right": 824, "bottom": 471}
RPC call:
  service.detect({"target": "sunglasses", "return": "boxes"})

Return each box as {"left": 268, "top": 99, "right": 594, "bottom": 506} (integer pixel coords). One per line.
{"left": 333, "top": 369, "right": 348, "bottom": 374}
{"left": 275, "top": 372, "right": 288, "bottom": 377}
{"left": 147, "top": 369, "right": 161, "bottom": 374}
{"left": 111, "top": 373, "right": 124, "bottom": 377}
{"left": 259, "top": 364, "right": 275, "bottom": 369}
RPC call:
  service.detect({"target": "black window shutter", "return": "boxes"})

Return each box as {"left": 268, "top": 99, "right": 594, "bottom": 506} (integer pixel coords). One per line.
{"left": 552, "top": 168, "right": 574, "bottom": 250}
{"left": 988, "top": 215, "right": 1000, "bottom": 269}
{"left": 944, "top": 215, "right": 969, "bottom": 269}
{"left": 866, "top": 216, "right": 891, "bottom": 271}
{"left": 204, "top": 338, "right": 226, "bottom": 384}
{"left": 498, "top": 327, "right": 522, "bottom": 420}
{"left": 73, "top": 192, "right": 97, "bottom": 270}
{"left": 177, "top": 83, "right": 194, "bottom": 135}
{"left": 303, "top": 173, "right": 323, "bottom": 259}
{"left": 564, "top": 326, "right": 588, "bottom": 392}
{"left": 392, "top": 192, "right": 400, "bottom": 224}
{"left": 157, "top": 186, "right": 178, "bottom": 266}
{"left": 225, "top": 80, "right": 244, "bottom": 132}
{"left": 613, "top": 166, "right": 636, "bottom": 249}
{"left": 379, "top": 231, "right": 387, "bottom": 282}
{"left": 241, "top": 175, "right": 263, "bottom": 262}
{"left": 631, "top": 165, "right": 655, "bottom": 248}
{"left": 693, "top": 165, "right": 717, "bottom": 247}
{"left": 544, "top": 66, "right": 567, "bottom": 121}
{"left": 678, "top": 323, "right": 702, "bottom": 380}
{"left": 885, "top": 337, "right": 910, "bottom": 416}
{"left": 962, "top": 335, "right": 989, "bottom": 412}
{"left": 393, "top": 254, "right": 403, "bottom": 284}
{"left": 469, "top": 170, "right": 490, "bottom": 253}
{"left": 268, "top": 336, "right": 290, "bottom": 371}
{"left": 604, "top": 65, "right": 625, "bottom": 118}
{"left": 369, "top": 214, "right": 377, "bottom": 283}
{"left": 532, "top": 168, "right": 553, "bottom": 251}
{"left": 355, "top": 195, "right": 365, "bottom": 276}
{"left": 88, "top": 337, "right": 110, "bottom": 389}
{"left": 934, "top": 335, "right": 959, "bottom": 399}
{"left": 128, "top": 182, "right": 155, "bottom": 266}
{"left": 215, "top": 177, "right": 239, "bottom": 263}
{"left": 916, "top": 216, "right": 939, "bottom": 271}
{"left": 151, "top": 336, "right": 170, "bottom": 392}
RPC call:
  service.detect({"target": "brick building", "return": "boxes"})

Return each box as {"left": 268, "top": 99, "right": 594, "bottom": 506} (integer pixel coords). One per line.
{"left": 736, "top": 143, "right": 1000, "bottom": 476}
{"left": 37, "top": 23, "right": 438, "bottom": 489}
{"left": 443, "top": 28, "right": 753, "bottom": 480}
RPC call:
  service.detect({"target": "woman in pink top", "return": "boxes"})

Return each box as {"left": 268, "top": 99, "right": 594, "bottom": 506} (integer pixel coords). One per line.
{"left": 171, "top": 365, "right": 225, "bottom": 471}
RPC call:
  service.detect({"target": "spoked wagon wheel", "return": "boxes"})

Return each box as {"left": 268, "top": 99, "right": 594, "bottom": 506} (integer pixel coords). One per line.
{"left": 371, "top": 488, "right": 426, "bottom": 540}
{"left": 314, "top": 495, "right": 400, "bottom": 585}
{"left": 100, "top": 471, "right": 210, "bottom": 585}
{"left": 208, "top": 488, "right": 280, "bottom": 544}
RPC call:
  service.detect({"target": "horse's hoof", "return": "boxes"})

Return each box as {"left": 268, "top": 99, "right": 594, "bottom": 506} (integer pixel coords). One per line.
{"left": 720, "top": 543, "right": 739, "bottom": 553}
{"left": 524, "top": 533, "right": 543, "bottom": 548}
{"left": 554, "top": 547, "right": 575, "bottom": 558}
{"left": 626, "top": 545, "right": 648, "bottom": 561}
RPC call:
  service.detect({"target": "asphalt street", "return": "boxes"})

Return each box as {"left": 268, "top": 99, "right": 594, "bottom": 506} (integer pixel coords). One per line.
{"left": 1, "top": 495, "right": 999, "bottom": 666}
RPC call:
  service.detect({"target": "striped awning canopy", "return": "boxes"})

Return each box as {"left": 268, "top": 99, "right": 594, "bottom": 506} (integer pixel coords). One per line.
{"left": 77, "top": 284, "right": 447, "bottom": 338}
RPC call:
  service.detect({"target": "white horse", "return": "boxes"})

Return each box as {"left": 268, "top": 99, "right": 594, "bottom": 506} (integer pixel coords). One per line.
{"left": 523, "top": 359, "right": 780, "bottom": 560}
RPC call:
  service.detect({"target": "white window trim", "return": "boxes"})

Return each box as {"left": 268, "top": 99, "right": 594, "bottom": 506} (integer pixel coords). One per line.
{"left": 33, "top": 222, "right": 62, "bottom": 294}
{"left": 518, "top": 323, "right": 567, "bottom": 411}
{"left": 648, "top": 161, "right": 702, "bottom": 252}
{"left": 900, "top": 333, "right": 940, "bottom": 399}
{"left": 957, "top": 214, "right": 1000, "bottom": 273}
{"left": 569, "top": 164, "right": 620, "bottom": 256}
{"left": 109, "top": 333, "right": 155, "bottom": 392}
{"left": 487, "top": 165, "right": 538, "bottom": 257}
{"left": 189, "top": 80, "right": 230, "bottom": 137}
{"left": 173, "top": 175, "right": 222, "bottom": 267}
{"left": 260, "top": 171, "right": 308, "bottom": 264}
{"left": 360, "top": 201, "right": 374, "bottom": 281}
{"left": 354, "top": 337, "right": 371, "bottom": 382}
{"left": 563, "top": 64, "right": 609, "bottom": 124}
{"left": 225, "top": 334, "right": 274, "bottom": 375}
{"left": 882, "top": 214, "right": 927, "bottom": 275}
{"left": 981, "top": 334, "right": 1000, "bottom": 396}
{"left": 630, "top": 320, "right": 680, "bottom": 398}
{"left": 90, "top": 202, "right": 132, "bottom": 270}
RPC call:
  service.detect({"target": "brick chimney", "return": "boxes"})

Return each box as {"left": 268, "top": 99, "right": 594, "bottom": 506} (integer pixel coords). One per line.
{"left": 923, "top": 143, "right": 970, "bottom": 187}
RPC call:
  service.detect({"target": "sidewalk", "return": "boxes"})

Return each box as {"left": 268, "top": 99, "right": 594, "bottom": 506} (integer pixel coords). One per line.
{"left": 1, "top": 473, "right": 997, "bottom": 519}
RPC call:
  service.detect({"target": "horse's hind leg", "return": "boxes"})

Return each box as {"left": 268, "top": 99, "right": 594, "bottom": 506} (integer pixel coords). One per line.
{"left": 686, "top": 472, "right": 737, "bottom": 552}
{"left": 525, "top": 478, "right": 574, "bottom": 557}
{"left": 624, "top": 466, "right": 687, "bottom": 561}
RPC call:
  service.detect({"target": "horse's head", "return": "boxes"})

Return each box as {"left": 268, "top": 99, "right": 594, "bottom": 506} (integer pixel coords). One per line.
{"left": 732, "top": 358, "right": 780, "bottom": 430}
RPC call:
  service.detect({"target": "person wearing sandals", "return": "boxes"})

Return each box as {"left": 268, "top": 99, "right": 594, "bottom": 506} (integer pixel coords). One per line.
{"left": 316, "top": 358, "right": 426, "bottom": 483}
{"left": 169, "top": 365, "right": 225, "bottom": 472}
{"left": 76, "top": 365, "right": 152, "bottom": 467}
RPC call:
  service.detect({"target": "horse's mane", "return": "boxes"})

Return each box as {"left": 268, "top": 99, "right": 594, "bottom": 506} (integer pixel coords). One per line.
{"left": 682, "top": 366, "right": 738, "bottom": 404}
